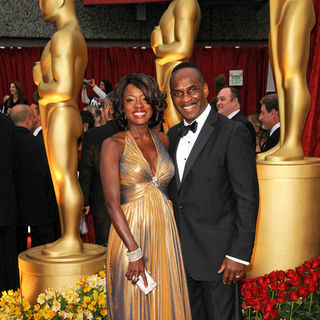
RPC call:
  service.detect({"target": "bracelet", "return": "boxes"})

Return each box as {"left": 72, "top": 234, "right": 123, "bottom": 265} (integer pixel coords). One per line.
{"left": 126, "top": 247, "right": 143, "bottom": 262}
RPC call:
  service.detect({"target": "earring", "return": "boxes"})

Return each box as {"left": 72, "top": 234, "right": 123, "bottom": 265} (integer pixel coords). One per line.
{"left": 124, "top": 114, "right": 127, "bottom": 119}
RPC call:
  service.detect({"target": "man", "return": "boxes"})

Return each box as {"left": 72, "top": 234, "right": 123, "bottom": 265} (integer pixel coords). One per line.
{"left": 0, "top": 113, "right": 19, "bottom": 291}
{"left": 30, "top": 101, "right": 42, "bottom": 136}
{"left": 168, "top": 62, "right": 259, "bottom": 320}
{"left": 79, "top": 92, "right": 119, "bottom": 246}
{"left": 259, "top": 93, "right": 280, "bottom": 153}
{"left": 10, "top": 105, "right": 59, "bottom": 253}
{"left": 217, "top": 86, "right": 256, "bottom": 147}
{"left": 33, "top": 0, "right": 87, "bottom": 256}
{"left": 151, "top": 0, "right": 201, "bottom": 130}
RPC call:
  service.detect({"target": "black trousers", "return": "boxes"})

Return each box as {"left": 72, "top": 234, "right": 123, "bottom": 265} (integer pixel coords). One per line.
{"left": 0, "top": 224, "right": 19, "bottom": 291}
{"left": 186, "top": 271, "right": 243, "bottom": 320}
{"left": 92, "top": 203, "right": 111, "bottom": 246}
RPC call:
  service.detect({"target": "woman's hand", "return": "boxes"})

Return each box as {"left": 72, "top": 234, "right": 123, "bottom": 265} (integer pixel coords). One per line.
{"left": 126, "top": 257, "right": 148, "bottom": 287}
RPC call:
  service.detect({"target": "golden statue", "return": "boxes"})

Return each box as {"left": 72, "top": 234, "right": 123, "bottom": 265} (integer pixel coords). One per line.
{"left": 151, "top": 0, "right": 201, "bottom": 131}
{"left": 33, "top": 0, "right": 88, "bottom": 257}
{"left": 258, "top": 0, "right": 315, "bottom": 161}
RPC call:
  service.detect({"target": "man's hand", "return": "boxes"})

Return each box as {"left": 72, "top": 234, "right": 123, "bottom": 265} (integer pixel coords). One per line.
{"left": 217, "top": 257, "right": 245, "bottom": 285}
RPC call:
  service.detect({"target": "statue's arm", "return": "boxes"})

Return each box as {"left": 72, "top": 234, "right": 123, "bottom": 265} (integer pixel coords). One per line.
{"left": 37, "top": 32, "right": 75, "bottom": 102}
{"left": 154, "top": 0, "right": 199, "bottom": 65}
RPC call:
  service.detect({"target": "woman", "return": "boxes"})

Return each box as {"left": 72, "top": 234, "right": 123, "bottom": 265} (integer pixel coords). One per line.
{"left": 3, "top": 81, "right": 28, "bottom": 114}
{"left": 100, "top": 73, "right": 191, "bottom": 319}
{"left": 81, "top": 78, "right": 112, "bottom": 106}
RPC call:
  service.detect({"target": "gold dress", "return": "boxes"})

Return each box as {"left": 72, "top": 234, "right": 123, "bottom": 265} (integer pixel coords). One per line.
{"left": 106, "top": 130, "right": 191, "bottom": 320}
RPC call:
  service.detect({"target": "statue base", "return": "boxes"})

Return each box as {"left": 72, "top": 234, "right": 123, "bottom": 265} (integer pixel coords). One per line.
{"left": 18, "top": 243, "right": 106, "bottom": 304}
{"left": 246, "top": 157, "right": 320, "bottom": 278}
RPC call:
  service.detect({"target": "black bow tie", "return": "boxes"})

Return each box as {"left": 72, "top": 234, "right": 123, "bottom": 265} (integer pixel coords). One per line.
{"left": 178, "top": 121, "right": 198, "bottom": 137}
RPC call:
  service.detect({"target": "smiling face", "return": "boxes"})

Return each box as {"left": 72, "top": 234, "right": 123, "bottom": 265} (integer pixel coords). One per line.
{"left": 123, "top": 84, "right": 153, "bottom": 128}
{"left": 170, "top": 68, "right": 208, "bottom": 123}
{"left": 9, "top": 83, "right": 17, "bottom": 95}
{"left": 216, "top": 87, "right": 238, "bottom": 116}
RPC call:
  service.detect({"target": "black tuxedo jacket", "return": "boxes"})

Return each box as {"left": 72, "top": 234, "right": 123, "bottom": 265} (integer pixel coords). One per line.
{"left": 168, "top": 109, "right": 259, "bottom": 281}
{"left": 0, "top": 114, "right": 17, "bottom": 227}
{"left": 79, "top": 120, "right": 119, "bottom": 212}
{"left": 261, "top": 127, "right": 280, "bottom": 152}
{"left": 231, "top": 110, "right": 256, "bottom": 148}
{"left": 13, "top": 126, "right": 58, "bottom": 226}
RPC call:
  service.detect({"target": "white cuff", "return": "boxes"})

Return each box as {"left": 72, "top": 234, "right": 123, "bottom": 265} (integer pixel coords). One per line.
{"left": 226, "top": 255, "right": 249, "bottom": 265}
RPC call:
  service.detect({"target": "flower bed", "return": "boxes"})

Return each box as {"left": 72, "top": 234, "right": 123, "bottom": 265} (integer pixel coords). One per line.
{"left": 0, "top": 271, "right": 107, "bottom": 320}
{"left": 241, "top": 256, "right": 320, "bottom": 319}
{"left": 1, "top": 257, "right": 320, "bottom": 319}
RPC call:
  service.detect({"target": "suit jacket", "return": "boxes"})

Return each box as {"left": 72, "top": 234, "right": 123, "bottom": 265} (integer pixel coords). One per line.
{"left": 168, "top": 109, "right": 259, "bottom": 281}
{"left": 0, "top": 114, "right": 17, "bottom": 227}
{"left": 231, "top": 110, "right": 256, "bottom": 148}
{"left": 13, "top": 126, "right": 58, "bottom": 226}
{"left": 261, "top": 127, "right": 280, "bottom": 152}
{"left": 79, "top": 120, "right": 119, "bottom": 213}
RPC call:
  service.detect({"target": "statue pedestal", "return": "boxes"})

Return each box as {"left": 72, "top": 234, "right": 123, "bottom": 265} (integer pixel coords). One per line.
{"left": 246, "top": 158, "right": 320, "bottom": 278}
{"left": 18, "top": 243, "right": 106, "bottom": 304}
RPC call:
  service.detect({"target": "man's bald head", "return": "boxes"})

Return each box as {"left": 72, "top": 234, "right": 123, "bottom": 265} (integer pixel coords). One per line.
{"left": 10, "top": 104, "right": 35, "bottom": 132}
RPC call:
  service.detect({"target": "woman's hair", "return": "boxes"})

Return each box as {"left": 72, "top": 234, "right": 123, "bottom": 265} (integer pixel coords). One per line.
{"left": 11, "top": 81, "right": 25, "bottom": 99}
{"left": 80, "top": 110, "right": 95, "bottom": 130}
{"left": 113, "top": 73, "right": 167, "bottom": 130}
{"left": 100, "top": 80, "right": 113, "bottom": 94}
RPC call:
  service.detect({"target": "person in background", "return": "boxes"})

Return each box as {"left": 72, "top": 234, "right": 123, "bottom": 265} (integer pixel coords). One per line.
{"left": 248, "top": 113, "right": 268, "bottom": 153}
{"left": 217, "top": 86, "right": 256, "bottom": 148}
{"left": 79, "top": 92, "right": 119, "bottom": 246}
{"left": 0, "top": 113, "right": 19, "bottom": 292}
{"left": 30, "top": 101, "right": 42, "bottom": 137}
{"left": 81, "top": 78, "right": 112, "bottom": 108}
{"left": 10, "top": 105, "right": 59, "bottom": 253}
{"left": 259, "top": 93, "right": 280, "bottom": 153}
{"left": 83, "top": 105, "right": 102, "bottom": 127}
{"left": 3, "top": 81, "right": 28, "bottom": 115}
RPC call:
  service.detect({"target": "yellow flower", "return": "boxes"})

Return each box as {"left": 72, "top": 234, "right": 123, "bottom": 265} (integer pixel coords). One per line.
{"left": 101, "top": 309, "right": 108, "bottom": 316}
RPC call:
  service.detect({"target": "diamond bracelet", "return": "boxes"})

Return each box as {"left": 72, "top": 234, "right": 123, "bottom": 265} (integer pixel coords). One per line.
{"left": 126, "top": 247, "right": 143, "bottom": 262}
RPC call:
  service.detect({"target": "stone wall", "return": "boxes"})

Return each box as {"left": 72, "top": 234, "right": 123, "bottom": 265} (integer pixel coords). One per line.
{"left": 0, "top": 0, "right": 269, "bottom": 45}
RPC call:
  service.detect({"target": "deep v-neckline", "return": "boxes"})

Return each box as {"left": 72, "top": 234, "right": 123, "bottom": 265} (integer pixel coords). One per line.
{"left": 127, "top": 130, "right": 159, "bottom": 177}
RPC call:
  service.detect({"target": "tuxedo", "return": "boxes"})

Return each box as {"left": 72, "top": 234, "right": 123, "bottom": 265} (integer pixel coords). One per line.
{"left": 168, "top": 108, "right": 259, "bottom": 319}
{"left": 0, "top": 114, "right": 19, "bottom": 291}
{"left": 13, "top": 126, "right": 59, "bottom": 253}
{"left": 261, "top": 127, "right": 280, "bottom": 152}
{"left": 231, "top": 110, "right": 256, "bottom": 148}
{"left": 79, "top": 120, "right": 119, "bottom": 245}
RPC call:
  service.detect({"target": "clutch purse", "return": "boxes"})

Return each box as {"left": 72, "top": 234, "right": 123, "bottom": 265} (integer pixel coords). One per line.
{"left": 136, "top": 270, "right": 157, "bottom": 295}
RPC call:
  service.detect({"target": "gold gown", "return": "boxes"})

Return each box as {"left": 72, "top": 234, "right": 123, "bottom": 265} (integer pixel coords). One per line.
{"left": 106, "top": 130, "right": 191, "bottom": 320}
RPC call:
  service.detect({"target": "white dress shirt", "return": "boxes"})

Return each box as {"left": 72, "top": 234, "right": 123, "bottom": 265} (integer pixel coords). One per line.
{"left": 227, "top": 109, "right": 240, "bottom": 119}
{"left": 270, "top": 122, "right": 280, "bottom": 136}
{"left": 176, "top": 104, "right": 249, "bottom": 266}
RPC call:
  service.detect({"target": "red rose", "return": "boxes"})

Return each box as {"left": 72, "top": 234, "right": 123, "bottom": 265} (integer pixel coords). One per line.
{"left": 278, "top": 281, "right": 288, "bottom": 292}
{"left": 296, "top": 266, "right": 304, "bottom": 276}
{"left": 310, "top": 258, "right": 319, "bottom": 270}
{"left": 271, "top": 281, "right": 278, "bottom": 291}
{"left": 288, "top": 290, "right": 298, "bottom": 302}
{"left": 276, "top": 270, "right": 286, "bottom": 281}
{"left": 303, "top": 261, "right": 312, "bottom": 272}
{"left": 297, "top": 285, "right": 309, "bottom": 299}
{"left": 288, "top": 275, "right": 301, "bottom": 287}
{"left": 252, "top": 299, "right": 261, "bottom": 311}
{"left": 286, "top": 269, "right": 295, "bottom": 278}
{"left": 270, "top": 307, "right": 279, "bottom": 318}
{"left": 276, "top": 292, "right": 287, "bottom": 303}
{"left": 307, "top": 283, "right": 317, "bottom": 293}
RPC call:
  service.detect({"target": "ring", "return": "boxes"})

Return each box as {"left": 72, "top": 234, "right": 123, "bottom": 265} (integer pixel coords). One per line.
{"left": 235, "top": 275, "right": 241, "bottom": 278}
{"left": 132, "top": 275, "right": 136, "bottom": 281}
